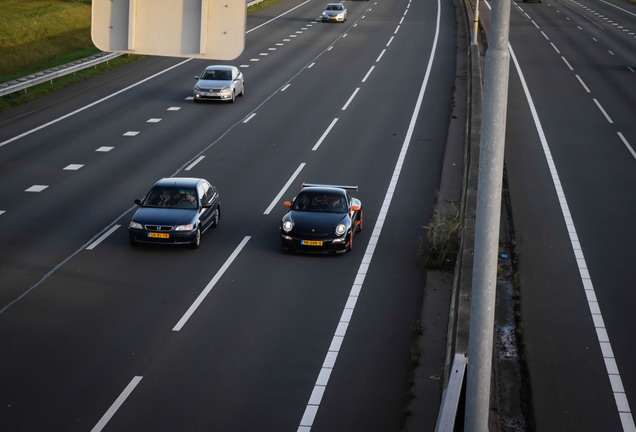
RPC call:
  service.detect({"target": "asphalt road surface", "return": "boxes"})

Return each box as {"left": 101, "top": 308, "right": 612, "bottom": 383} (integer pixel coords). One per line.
{"left": 0, "top": 0, "right": 457, "bottom": 431}
{"left": 480, "top": 0, "right": 636, "bottom": 429}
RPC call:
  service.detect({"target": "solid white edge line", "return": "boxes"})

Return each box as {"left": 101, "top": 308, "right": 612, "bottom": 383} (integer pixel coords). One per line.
{"left": 86, "top": 225, "right": 121, "bottom": 250}
{"left": 312, "top": 118, "right": 339, "bottom": 151}
{"left": 264, "top": 163, "right": 306, "bottom": 215}
{"left": 0, "top": 59, "right": 192, "bottom": 148}
{"left": 247, "top": 0, "right": 312, "bottom": 33}
{"left": 296, "top": 0, "right": 442, "bottom": 427}
{"left": 509, "top": 43, "right": 635, "bottom": 431}
{"left": 91, "top": 376, "right": 143, "bottom": 432}
{"left": 185, "top": 155, "right": 205, "bottom": 171}
{"left": 172, "top": 236, "right": 251, "bottom": 332}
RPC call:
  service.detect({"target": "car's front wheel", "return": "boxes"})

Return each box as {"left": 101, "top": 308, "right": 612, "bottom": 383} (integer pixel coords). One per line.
{"left": 190, "top": 228, "right": 201, "bottom": 249}
{"left": 211, "top": 208, "right": 220, "bottom": 227}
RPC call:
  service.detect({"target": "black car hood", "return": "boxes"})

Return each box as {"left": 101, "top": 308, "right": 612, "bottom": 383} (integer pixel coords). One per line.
{"left": 288, "top": 210, "right": 347, "bottom": 234}
{"left": 132, "top": 207, "right": 198, "bottom": 226}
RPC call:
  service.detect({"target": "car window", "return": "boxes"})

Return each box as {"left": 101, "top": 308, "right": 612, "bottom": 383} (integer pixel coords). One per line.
{"left": 293, "top": 191, "right": 347, "bottom": 213}
{"left": 199, "top": 182, "right": 212, "bottom": 203}
{"left": 143, "top": 186, "right": 197, "bottom": 209}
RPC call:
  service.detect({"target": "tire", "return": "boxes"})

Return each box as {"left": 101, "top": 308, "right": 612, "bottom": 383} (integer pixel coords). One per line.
{"left": 240, "top": 84, "right": 245, "bottom": 97}
{"left": 356, "top": 209, "right": 363, "bottom": 233}
{"left": 190, "top": 228, "right": 201, "bottom": 249}
{"left": 348, "top": 229, "right": 354, "bottom": 252}
{"left": 211, "top": 208, "right": 220, "bottom": 228}
{"left": 230, "top": 90, "right": 236, "bottom": 103}
{"left": 129, "top": 235, "right": 138, "bottom": 247}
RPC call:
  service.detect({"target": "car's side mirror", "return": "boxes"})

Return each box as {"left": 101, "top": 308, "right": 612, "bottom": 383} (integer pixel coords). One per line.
{"left": 134, "top": 199, "right": 142, "bottom": 205}
{"left": 283, "top": 201, "right": 292, "bottom": 208}
{"left": 350, "top": 205, "right": 360, "bottom": 211}
{"left": 194, "top": 75, "right": 199, "bottom": 79}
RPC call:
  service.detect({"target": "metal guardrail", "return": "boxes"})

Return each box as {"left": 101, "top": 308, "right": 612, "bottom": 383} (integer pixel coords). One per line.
{"left": 0, "top": 52, "right": 124, "bottom": 97}
{"left": 0, "top": 0, "right": 266, "bottom": 98}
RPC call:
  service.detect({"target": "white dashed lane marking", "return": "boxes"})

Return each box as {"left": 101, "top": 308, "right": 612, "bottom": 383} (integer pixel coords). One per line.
{"left": 25, "top": 185, "right": 48, "bottom": 192}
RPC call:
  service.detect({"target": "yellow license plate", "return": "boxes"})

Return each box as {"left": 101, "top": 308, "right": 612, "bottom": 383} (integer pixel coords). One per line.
{"left": 301, "top": 240, "right": 323, "bottom": 246}
{"left": 148, "top": 232, "right": 169, "bottom": 239}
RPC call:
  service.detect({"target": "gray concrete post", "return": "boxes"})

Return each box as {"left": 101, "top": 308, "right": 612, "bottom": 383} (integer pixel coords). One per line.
{"left": 464, "top": 0, "right": 511, "bottom": 430}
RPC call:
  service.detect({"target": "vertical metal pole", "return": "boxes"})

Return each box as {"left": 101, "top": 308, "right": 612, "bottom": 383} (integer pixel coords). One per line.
{"left": 472, "top": 0, "right": 480, "bottom": 45}
{"left": 464, "top": 0, "right": 511, "bottom": 430}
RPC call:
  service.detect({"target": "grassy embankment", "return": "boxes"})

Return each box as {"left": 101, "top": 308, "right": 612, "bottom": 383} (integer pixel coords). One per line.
{"left": 0, "top": 0, "right": 284, "bottom": 112}
{"left": 0, "top": 0, "right": 139, "bottom": 111}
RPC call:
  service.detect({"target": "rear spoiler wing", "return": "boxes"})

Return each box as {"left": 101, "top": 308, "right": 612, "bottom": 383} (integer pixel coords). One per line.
{"left": 301, "top": 182, "right": 358, "bottom": 191}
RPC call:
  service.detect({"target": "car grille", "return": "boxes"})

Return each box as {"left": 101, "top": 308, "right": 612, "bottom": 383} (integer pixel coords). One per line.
{"left": 201, "top": 88, "right": 221, "bottom": 92}
{"left": 296, "top": 231, "right": 329, "bottom": 237}
{"left": 144, "top": 224, "right": 173, "bottom": 231}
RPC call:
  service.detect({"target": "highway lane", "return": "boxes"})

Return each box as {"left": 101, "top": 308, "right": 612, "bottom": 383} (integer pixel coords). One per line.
{"left": 480, "top": 0, "right": 636, "bottom": 428}
{"left": 0, "top": 0, "right": 456, "bottom": 430}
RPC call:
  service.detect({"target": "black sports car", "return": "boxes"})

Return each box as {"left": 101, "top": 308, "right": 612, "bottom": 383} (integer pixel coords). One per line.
{"left": 280, "top": 183, "right": 362, "bottom": 253}
{"left": 128, "top": 177, "right": 220, "bottom": 248}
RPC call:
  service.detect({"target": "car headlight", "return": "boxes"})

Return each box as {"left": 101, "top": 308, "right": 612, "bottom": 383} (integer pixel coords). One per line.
{"left": 220, "top": 87, "right": 231, "bottom": 95}
{"left": 175, "top": 224, "right": 194, "bottom": 231}
{"left": 194, "top": 85, "right": 202, "bottom": 91}
{"left": 282, "top": 220, "right": 293, "bottom": 233}
{"left": 129, "top": 221, "right": 142, "bottom": 229}
{"left": 335, "top": 224, "right": 346, "bottom": 236}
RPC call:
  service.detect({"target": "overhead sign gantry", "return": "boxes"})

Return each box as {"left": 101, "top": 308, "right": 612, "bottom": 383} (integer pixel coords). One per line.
{"left": 91, "top": 0, "right": 245, "bottom": 60}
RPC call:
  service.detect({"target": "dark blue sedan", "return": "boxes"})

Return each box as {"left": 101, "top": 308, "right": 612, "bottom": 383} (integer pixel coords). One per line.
{"left": 280, "top": 183, "right": 362, "bottom": 253}
{"left": 128, "top": 177, "right": 220, "bottom": 248}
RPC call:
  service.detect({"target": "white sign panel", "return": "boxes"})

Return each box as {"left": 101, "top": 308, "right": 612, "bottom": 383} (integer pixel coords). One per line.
{"left": 92, "top": 0, "right": 245, "bottom": 60}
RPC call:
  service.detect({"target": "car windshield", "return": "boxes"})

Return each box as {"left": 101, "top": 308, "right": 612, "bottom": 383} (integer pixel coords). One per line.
{"left": 142, "top": 186, "right": 198, "bottom": 209}
{"left": 202, "top": 70, "right": 231, "bottom": 80}
{"left": 293, "top": 191, "right": 348, "bottom": 213}
{"left": 326, "top": 5, "right": 342, "bottom": 10}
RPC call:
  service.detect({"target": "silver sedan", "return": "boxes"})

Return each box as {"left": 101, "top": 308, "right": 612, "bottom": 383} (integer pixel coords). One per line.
{"left": 193, "top": 65, "right": 245, "bottom": 103}
{"left": 321, "top": 3, "right": 347, "bottom": 22}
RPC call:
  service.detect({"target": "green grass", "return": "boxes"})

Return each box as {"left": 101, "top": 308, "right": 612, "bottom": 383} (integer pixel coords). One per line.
{"left": 0, "top": 0, "right": 94, "bottom": 79}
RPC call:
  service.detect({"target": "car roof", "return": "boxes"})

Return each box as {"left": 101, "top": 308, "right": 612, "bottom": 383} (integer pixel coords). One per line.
{"left": 203, "top": 65, "right": 234, "bottom": 71}
{"left": 299, "top": 186, "right": 347, "bottom": 196}
{"left": 153, "top": 177, "right": 206, "bottom": 188}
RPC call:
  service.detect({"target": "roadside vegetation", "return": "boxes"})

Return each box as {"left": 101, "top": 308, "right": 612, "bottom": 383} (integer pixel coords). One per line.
{"left": 0, "top": 0, "right": 95, "bottom": 80}
{"left": 422, "top": 203, "right": 462, "bottom": 271}
{"left": 0, "top": 0, "right": 285, "bottom": 111}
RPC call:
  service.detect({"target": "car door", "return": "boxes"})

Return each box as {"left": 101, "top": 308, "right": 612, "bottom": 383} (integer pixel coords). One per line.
{"left": 234, "top": 68, "right": 244, "bottom": 94}
{"left": 197, "top": 181, "right": 215, "bottom": 230}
